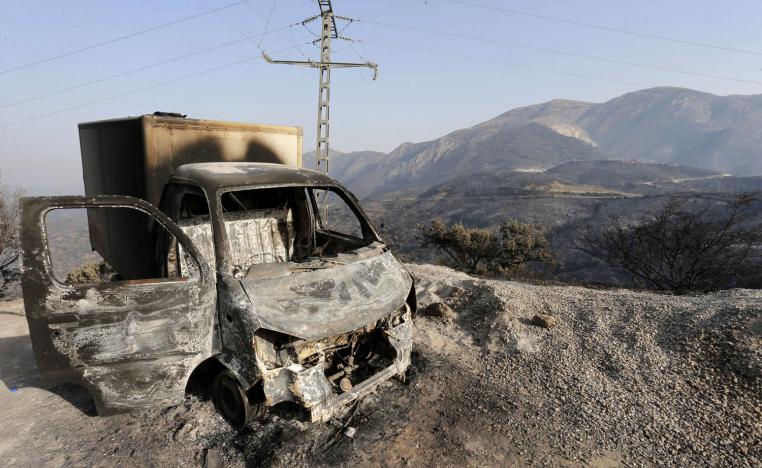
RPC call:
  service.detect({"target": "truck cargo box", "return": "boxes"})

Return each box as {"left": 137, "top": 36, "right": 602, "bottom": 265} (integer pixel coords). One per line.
{"left": 78, "top": 113, "right": 303, "bottom": 279}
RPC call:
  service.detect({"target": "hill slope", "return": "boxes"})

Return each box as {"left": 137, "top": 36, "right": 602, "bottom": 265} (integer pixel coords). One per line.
{"left": 362, "top": 160, "right": 762, "bottom": 285}
{"left": 580, "top": 87, "right": 762, "bottom": 175}
{"left": 328, "top": 87, "right": 762, "bottom": 198}
{"left": 330, "top": 99, "right": 605, "bottom": 197}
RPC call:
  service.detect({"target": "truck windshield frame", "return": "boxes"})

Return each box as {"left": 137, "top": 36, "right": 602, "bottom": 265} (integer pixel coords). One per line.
{"left": 213, "top": 183, "right": 381, "bottom": 274}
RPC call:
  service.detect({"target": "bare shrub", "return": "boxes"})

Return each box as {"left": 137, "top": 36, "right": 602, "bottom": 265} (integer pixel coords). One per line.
{"left": 417, "top": 218, "right": 556, "bottom": 275}
{"left": 0, "top": 176, "right": 23, "bottom": 298}
{"left": 582, "top": 193, "right": 762, "bottom": 293}
{"left": 65, "top": 260, "right": 116, "bottom": 284}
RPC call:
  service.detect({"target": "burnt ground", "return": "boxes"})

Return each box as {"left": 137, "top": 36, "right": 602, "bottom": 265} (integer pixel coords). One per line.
{"left": 1, "top": 264, "right": 760, "bottom": 467}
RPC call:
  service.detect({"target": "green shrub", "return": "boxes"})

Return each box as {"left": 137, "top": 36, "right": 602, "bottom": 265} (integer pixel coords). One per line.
{"left": 417, "top": 218, "right": 556, "bottom": 275}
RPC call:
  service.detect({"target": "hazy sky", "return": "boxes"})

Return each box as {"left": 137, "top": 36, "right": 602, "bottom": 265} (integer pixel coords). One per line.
{"left": 2, "top": 0, "right": 762, "bottom": 194}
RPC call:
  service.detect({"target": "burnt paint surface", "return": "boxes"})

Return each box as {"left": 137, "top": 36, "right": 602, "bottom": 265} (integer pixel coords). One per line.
{"left": 241, "top": 251, "right": 413, "bottom": 340}
{"left": 20, "top": 196, "right": 217, "bottom": 415}
{"left": 216, "top": 273, "right": 263, "bottom": 389}
{"left": 20, "top": 192, "right": 415, "bottom": 420}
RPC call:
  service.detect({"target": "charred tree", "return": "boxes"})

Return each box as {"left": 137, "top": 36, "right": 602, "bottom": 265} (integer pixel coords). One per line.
{"left": 582, "top": 193, "right": 762, "bottom": 293}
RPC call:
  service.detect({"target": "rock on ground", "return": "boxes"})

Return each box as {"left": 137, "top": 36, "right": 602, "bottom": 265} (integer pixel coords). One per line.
{"left": 531, "top": 313, "right": 557, "bottom": 329}
{"left": 420, "top": 302, "right": 457, "bottom": 321}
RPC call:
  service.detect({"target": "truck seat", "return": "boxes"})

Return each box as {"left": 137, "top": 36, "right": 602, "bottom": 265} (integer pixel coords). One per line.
{"left": 177, "top": 208, "right": 294, "bottom": 273}
{"left": 223, "top": 208, "right": 294, "bottom": 267}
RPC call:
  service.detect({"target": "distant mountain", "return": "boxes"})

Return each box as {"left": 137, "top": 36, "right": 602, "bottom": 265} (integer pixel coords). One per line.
{"left": 579, "top": 87, "right": 762, "bottom": 175}
{"left": 302, "top": 148, "right": 346, "bottom": 170}
{"left": 323, "top": 87, "right": 762, "bottom": 198}
{"left": 329, "top": 116, "right": 608, "bottom": 198}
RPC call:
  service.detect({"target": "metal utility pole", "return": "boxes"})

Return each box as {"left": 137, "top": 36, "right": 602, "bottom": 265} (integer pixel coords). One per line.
{"left": 262, "top": 0, "right": 377, "bottom": 176}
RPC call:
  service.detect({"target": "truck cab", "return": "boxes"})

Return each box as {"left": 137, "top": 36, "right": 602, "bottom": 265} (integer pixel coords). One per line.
{"left": 19, "top": 116, "right": 415, "bottom": 428}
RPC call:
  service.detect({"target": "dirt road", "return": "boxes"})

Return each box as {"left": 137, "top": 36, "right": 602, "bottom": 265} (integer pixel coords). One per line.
{"left": 1, "top": 265, "right": 760, "bottom": 467}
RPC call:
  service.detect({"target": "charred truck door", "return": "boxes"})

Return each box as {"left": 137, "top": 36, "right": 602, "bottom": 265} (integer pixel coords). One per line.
{"left": 20, "top": 196, "right": 217, "bottom": 415}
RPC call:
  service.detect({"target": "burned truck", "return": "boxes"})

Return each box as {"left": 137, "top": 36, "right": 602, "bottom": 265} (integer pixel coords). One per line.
{"left": 20, "top": 114, "right": 415, "bottom": 428}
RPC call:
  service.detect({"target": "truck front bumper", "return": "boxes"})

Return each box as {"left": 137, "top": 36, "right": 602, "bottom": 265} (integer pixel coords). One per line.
{"left": 258, "top": 317, "right": 413, "bottom": 422}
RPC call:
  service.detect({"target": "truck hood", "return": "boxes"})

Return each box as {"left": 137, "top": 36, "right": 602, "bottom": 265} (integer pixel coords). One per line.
{"left": 240, "top": 251, "right": 413, "bottom": 340}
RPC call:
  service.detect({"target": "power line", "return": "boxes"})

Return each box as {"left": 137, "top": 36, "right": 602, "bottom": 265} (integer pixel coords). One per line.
{"left": 245, "top": 1, "right": 309, "bottom": 58}
{"left": 263, "top": 0, "right": 379, "bottom": 177}
{"left": 355, "top": 19, "right": 762, "bottom": 86}
{"left": 6, "top": 7, "right": 735, "bottom": 127}
{"left": 0, "top": 44, "right": 303, "bottom": 128}
{"left": 257, "top": 0, "right": 279, "bottom": 48}
{"left": 0, "top": 0, "right": 252, "bottom": 75}
{"left": 438, "top": 0, "right": 762, "bottom": 57}
{"left": 3, "top": 37, "right": 649, "bottom": 125}
{"left": 359, "top": 40, "right": 647, "bottom": 87}
{"left": 0, "top": 25, "right": 298, "bottom": 109}
{"left": 200, "top": 0, "right": 310, "bottom": 59}
{"left": 9, "top": 14, "right": 755, "bottom": 111}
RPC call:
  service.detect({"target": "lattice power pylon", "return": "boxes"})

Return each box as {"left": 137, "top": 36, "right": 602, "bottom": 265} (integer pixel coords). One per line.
{"left": 262, "top": 0, "right": 378, "bottom": 176}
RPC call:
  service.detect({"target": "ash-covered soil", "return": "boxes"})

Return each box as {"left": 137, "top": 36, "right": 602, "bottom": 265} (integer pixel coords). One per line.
{"left": 0, "top": 264, "right": 760, "bottom": 467}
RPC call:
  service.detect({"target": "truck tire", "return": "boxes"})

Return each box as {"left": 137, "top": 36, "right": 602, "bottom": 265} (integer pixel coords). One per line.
{"left": 212, "top": 370, "right": 254, "bottom": 430}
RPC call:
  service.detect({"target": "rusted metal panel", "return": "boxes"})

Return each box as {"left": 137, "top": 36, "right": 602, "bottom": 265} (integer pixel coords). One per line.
{"left": 173, "top": 163, "right": 334, "bottom": 191}
{"left": 79, "top": 115, "right": 302, "bottom": 280}
{"left": 79, "top": 115, "right": 303, "bottom": 208}
{"left": 19, "top": 195, "right": 217, "bottom": 415}
{"left": 241, "top": 251, "right": 413, "bottom": 340}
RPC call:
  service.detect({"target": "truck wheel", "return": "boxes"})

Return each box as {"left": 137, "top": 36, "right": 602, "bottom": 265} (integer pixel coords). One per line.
{"left": 212, "top": 370, "right": 253, "bottom": 430}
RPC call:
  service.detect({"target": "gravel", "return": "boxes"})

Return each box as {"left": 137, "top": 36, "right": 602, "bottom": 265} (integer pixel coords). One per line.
{"left": 1, "top": 264, "right": 759, "bottom": 466}
{"left": 409, "top": 263, "right": 762, "bottom": 467}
